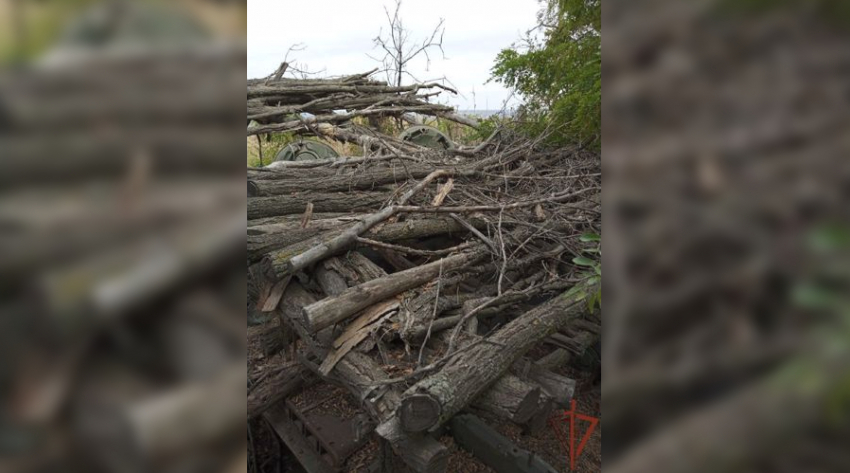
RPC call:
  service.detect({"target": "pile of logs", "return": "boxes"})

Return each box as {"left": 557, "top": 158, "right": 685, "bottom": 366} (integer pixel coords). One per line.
{"left": 604, "top": 1, "right": 850, "bottom": 472}
{"left": 247, "top": 67, "right": 478, "bottom": 141}
{"left": 247, "top": 70, "right": 601, "bottom": 473}
{"left": 0, "top": 44, "right": 246, "bottom": 473}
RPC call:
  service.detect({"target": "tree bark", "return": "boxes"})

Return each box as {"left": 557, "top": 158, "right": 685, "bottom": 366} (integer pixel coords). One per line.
{"left": 302, "top": 253, "right": 449, "bottom": 473}
{"left": 393, "top": 293, "right": 585, "bottom": 433}
{"left": 510, "top": 358, "right": 575, "bottom": 408}
{"left": 248, "top": 216, "right": 478, "bottom": 265}
{"left": 430, "top": 331, "right": 565, "bottom": 426}
{"left": 248, "top": 361, "right": 315, "bottom": 418}
{"left": 247, "top": 192, "right": 386, "bottom": 220}
{"left": 248, "top": 165, "right": 474, "bottom": 196}
{"left": 535, "top": 348, "right": 572, "bottom": 372}
{"left": 472, "top": 375, "right": 542, "bottom": 424}
{"left": 302, "top": 250, "right": 486, "bottom": 333}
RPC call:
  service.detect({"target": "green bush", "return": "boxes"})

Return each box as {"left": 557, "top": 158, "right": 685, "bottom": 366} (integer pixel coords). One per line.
{"left": 491, "top": 0, "right": 600, "bottom": 149}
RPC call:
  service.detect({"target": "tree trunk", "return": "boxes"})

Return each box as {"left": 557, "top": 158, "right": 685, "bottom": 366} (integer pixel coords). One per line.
{"left": 309, "top": 255, "right": 449, "bottom": 473}
{"left": 535, "top": 348, "right": 572, "bottom": 372}
{"left": 248, "top": 192, "right": 386, "bottom": 220}
{"left": 302, "top": 250, "right": 485, "bottom": 333}
{"left": 278, "top": 255, "right": 449, "bottom": 473}
{"left": 430, "top": 332, "right": 564, "bottom": 426}
{"left": 472, "top": 374, "right": 542, "bottom": 424}
{"left": 510, "top": 358, "right": 575, "bottom": 408}
{"left": 393, "top": 293, "right": 585, "bottom": 433}
{"left": 248, "top": 165, "right": 474, "bottom": 196}
{"left": 248, "top": 361, "right": 315, "bottom": 418}
{"left": 80, "top": 364, "right": 244, "bottom": 470}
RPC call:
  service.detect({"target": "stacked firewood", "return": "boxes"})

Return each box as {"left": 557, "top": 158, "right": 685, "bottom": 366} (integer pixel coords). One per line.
{"left": 247, "top": 71, "right": 601, "bottom": 472}
{"left": 247, "top": 67, "right": 478, "bottom": 140}
{"left": 0, "top": 45, "right": 246, "bottom": 473}
{"left": 604, "top": 1, "right": 850, "bottom": 472}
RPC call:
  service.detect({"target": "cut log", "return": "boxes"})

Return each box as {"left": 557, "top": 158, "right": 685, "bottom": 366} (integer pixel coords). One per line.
{"left": 281, "top": 261, "right": 449, "bottom": 473}
{"left": 269, "top": 170, "right": 452, "bottom": 278}
{"left": 78, "top": 364, "right": 245, "bottom": 471}
{"left": 302, "top": 250, "right": 486, "bottom": 333}
{"left": 248, "top": 361, "right": 315, "bottom": 418}
{"left": 524, "top": 398, "right": 556, "bottom": 435}
{"left": 546, "top": 331, "right": 597, "bottom": 355}
{"left": 473, "top": 374, "right": 542, "bottom": 424}
{"left": 535, "top": 348, "right": 572, "bottom": 372}
{"left": 36, "top": 214, "right": 244, "bottom": 324}
{"left": 430, "top": 331, "right": 565, "bottom": 425}
{"left": 247, "top": 220, "right": 343, "bottom": 262}
{"left": 393, "top": 292, "right": 585, "bottom": 433}
{"left": 402, "top": 278, "right": 573, "bottom": 344}
{"left": 510, "top": 358, "right": 575, "bottom": 408}
{"left": 248, "top": 166, "right": 475, "bottom": 196}
{"left": 331, "top": 353, "right": 449, "bottom": 473}
{"left": 248, "top": 192, "right": 386, "bottom": 220}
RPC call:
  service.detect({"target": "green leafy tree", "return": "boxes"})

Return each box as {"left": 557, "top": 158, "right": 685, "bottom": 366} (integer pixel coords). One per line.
{"left": 491, "top": 0, "right": 600, "bottom": 148}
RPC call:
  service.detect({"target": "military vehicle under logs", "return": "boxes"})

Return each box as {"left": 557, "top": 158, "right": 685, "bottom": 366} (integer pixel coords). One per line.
{"left": 247, "top": 66, "right": 601, "bottom": 472}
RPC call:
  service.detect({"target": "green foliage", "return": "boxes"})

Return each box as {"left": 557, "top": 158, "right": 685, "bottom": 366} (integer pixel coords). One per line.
{"left": 246, "top": 131, "right": 297, "bottom": 167}
{"left": 491, "top": 0, "right": 600, "bottom": 148}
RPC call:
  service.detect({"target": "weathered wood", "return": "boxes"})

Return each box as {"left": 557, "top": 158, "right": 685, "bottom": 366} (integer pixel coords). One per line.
{"left": 535, "top": 348, "right": 572, "bottom": 372}
{"left": 247, "top": 192, "right": 386, "bottom": 220}
{"left": 401, "top": 277, "right": 572, "bottom": 344}
{"left": 248, "top": 361, "right": 315, "bottom": 418}
{"left": 248, "top": 217, "right": 476, "bottom": 261}
{"left": 429, "top": 331, "right": 557, "bottom": 427}
{"left": 392, "top": 293, "right": 585, "bottom": 433}
{"left": 248, "top": 166, "right": 475, "bottom": 196}
{"left": 545, "top": 331, "right": 597, "bottom": 355}
{"left": 82, "top": 364, "right": 245, "bottom": 469}
{"left": 510, "top": 359, "right": 575, "bottom": 408}
{"left": 247, "top": 219, "right": 347, "bottom": 261}
{"left": 302, "top": 250, "right": 485, "bottom": 333}
{"left": 36, "top": 214, "right": 244, "bottom": 322}
{"left": 284, "top": 258, "right": 449, "bottom": 473}
{"left": 523, "top": 398, "right": 556, "bottom": 435}
{"left": 319, "top": 300, "right": 399, "bottom": 375}
{"left": 277, "top": 171, "right": 452, "bottom": 279}
{"left": 474, "top": 374, "right": 542, "bottom": 424}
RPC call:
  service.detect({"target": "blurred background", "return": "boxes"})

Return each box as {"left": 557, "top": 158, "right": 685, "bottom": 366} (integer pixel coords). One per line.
{"left": 604, "top": 0, "right": 850, "bottom": 472}
{"left": 0, "top": 1, "right": 246, "bottom": 473}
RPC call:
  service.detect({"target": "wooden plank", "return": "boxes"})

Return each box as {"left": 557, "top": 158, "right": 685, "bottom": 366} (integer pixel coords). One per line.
{"left": 319, "top": 300, "right": 399, "bottom": 375}
{"left": 260, "top": 276, "right": 291, "bottom": 312}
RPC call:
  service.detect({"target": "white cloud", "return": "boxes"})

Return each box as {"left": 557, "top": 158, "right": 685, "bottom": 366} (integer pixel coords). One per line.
{"left": 247, "top": 0, "right": 541, "bottom": 110}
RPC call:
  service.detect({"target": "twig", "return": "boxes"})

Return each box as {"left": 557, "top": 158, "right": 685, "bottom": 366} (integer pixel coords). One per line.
{"left": 355, "top": 237, "right": 472, "bottom": 257}
{"left": 450, "top": 213, "right": 498, "bottom": 253}
{"left": 396, "top": 187, "right": 600, "bottom": 214}
{"left": 417, "top": 261, "right": 443, "bottom": 368}
{"left": 283, "top": 170, "right": 452, "bottom": 276}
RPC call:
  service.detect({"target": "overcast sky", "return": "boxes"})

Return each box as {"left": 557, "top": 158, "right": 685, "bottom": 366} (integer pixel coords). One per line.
{"left": 247, "top": 0, "right": 541, "bottom": 110}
